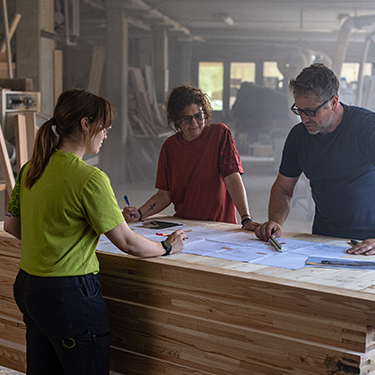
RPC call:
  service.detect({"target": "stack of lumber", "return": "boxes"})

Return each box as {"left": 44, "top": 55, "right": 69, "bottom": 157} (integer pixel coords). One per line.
{"left": 2, "top": 219, "right": 375, "bottom": 374}
{"left": 125, "top": 66, "right": 173, "bottom": 183}
{"left": 128, "top": 66, "right": 171, "bottom": 138}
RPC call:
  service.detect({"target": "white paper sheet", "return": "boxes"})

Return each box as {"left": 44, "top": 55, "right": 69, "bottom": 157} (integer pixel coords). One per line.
{"left": 96, "top": 223, "right": 355, "bottom": 270}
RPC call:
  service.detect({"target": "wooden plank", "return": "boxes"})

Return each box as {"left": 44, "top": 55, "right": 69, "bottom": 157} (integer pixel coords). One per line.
{"left": 14, "top": 114, "right": 28, "bottom": 171}
{"left": 106, "top": 298, "right": 371, "bottom": 375}
{"left": 0, "top": 62, "right": 15, "bottom": 79}
{"left": 0, "top": 338, "right": 26, "bottom": 373}
{"left": 0, "top": 275, "right": 22, "bottom": 321}
{"left": 53, "top": 49, "right": 63, "bottom": 105}
{"left": 0, "top": 253, "right": 20, "bottom": 277}
{"left": 0, "top": 78, "right": 33, "bottom": 91}
{"left": 0, "top": 314, "right": 25, "bottom": 346}
{"left": 96, "top": 235, "right": 375, "bottom": 375}
{"left": 24, "top": 112, "right": 37, "bottom": 160}
{"left": 2, "top": 222, "right": 375, "bottom": 374}
{"left": 0, "top": 231, "right": 21, "bottom": 258}
{"left": 128, "top": 67, "right": 158, "bottom": 136}
{"left": 110, "top": 346, "right": 215, "bottom": 375}
{"left": 0, "top": 123, "right": 15, "bottom": 196}
{"left": 87, "top": 45, "right": 106, "bottom": 95}
{"left": 0, "top": 14, "right": 22, "bottom": 53}
{"left": 99, "top": 273, "right": 369, "bottom": 352}
{"left": 144, "top": 65, "right": 165, "bottom": 127}
{"left": 96, "top": 252, "right": 375, "bottom": 327}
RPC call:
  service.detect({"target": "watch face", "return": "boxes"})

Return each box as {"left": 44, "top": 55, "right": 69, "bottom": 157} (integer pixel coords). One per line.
{"left": 162, "top": 240, "right": 172, "bottom": 255}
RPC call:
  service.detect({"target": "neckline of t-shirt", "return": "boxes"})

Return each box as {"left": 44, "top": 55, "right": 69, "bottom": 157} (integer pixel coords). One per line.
{"left": 179, "top": 125, "right": 209, "bottom": 143}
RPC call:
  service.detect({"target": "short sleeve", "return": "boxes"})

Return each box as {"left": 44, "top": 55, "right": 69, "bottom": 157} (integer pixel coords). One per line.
{"left": 81, "top": 169, "right": 124, "bottom": 235}
{"left": 155, "top": 143, "right": 169, "bottom": 190}
{"left": 279, "top": 128, "right": 303, "bottom": 178}
{"left": 219, "top": 127, "right": 243, "bottom": 177}
{"left": 6, "top": 168, "right": 23, "bottom": 216}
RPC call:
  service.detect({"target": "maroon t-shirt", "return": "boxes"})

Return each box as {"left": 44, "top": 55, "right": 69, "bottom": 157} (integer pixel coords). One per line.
{"left": 156, "top": 123, "right": 243, "bottom": 224}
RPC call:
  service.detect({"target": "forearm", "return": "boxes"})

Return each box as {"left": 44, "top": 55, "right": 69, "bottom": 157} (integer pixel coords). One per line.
{"left": 138, "top": 190, "right": 171, "bottom": 219}
{"left": 105, "top": 221, "right": 165, "bottom": 257}
{"left": 224, "top": 173, "right": 252, "bottom": 218}
{"left": 268, "top": 185, "right": 293, "bottom": 227}
{"left": 105, "top": 221, "right": 185, "bottom": 257}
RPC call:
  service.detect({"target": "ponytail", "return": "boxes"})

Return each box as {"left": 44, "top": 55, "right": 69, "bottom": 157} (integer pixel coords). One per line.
{"left": 24, "top": 119, "right": 60, "bottom": 189}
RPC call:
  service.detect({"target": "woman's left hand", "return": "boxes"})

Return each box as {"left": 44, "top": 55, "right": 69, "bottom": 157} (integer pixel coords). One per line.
{"left": 243, "top": 220, "right": 261, "bottom": 231}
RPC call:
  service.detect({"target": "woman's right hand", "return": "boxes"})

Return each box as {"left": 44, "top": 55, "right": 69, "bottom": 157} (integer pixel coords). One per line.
{"left": 122, "top": 207, "right": 140, "bottom": 223}
{"left": 166, "top": 229, "right": 187, "bottom": 254}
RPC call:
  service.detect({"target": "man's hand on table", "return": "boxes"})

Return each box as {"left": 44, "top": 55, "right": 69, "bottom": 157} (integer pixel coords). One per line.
{"left": 254, "top": 221, "right": 282, "bottom": 241}
{"left": 347, "top": 239, "right": 375, "bottom": 256}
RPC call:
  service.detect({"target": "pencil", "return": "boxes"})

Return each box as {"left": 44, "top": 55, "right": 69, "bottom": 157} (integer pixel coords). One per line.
{"left": 268, "top": 236, "right": 282, "bottom": 251}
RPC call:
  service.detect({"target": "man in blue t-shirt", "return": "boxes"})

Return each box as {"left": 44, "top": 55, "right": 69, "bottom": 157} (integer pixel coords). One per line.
{"left": 255, "top": 63, "right": 375, "bottom": 256}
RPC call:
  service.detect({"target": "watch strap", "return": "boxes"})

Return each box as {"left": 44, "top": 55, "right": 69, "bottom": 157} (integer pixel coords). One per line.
{"left": 161, "top": 240, "right": 172, "bottom": 256}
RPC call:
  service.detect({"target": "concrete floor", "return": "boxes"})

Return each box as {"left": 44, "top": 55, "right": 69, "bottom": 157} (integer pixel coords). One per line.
{"left": 0, "top": 160, "right": 315, "bottom": 375}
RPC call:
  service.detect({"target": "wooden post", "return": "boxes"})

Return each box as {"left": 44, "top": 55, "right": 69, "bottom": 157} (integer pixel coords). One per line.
{"left": 14, "top": 114, "right": 28, "bottom": 171}
{"left": 0, "top": 13, "right": 22, "bottom": 53}
{"left": 1, "top": 0, "right": 13, "bottom": 78}
{"left": 0, "top": 123, "right": 15, "bottom": 197}
{"left": 53, "top": 49, "right": 63, "bottom": 105}
{"left": 24, "top": 112, "right": 37, "bottom": 160}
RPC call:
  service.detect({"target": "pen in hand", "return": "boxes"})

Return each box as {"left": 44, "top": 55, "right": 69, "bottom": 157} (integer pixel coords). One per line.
{"left": 124, "top": 195, "right": 134, "bottom": 218}
{"left": 124, "top": 195, "right": 130, "bottom": 207}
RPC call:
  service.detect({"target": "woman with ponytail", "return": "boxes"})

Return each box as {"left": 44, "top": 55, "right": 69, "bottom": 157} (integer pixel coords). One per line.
{"left": 4, "top": 89, "right": 186, "bottom": 375}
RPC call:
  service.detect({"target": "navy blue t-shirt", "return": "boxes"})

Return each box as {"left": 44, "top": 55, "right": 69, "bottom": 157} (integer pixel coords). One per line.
{"left": 280, "top": 103, "right": 375, "bottom": 239}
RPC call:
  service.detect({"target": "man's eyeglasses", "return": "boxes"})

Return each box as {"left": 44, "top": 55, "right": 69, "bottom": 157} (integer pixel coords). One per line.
{"left": 180, "top": 112, "right": 205, "bottom": 126}
{"left": 290, "top": 96, "right": 334, "bottom": 117}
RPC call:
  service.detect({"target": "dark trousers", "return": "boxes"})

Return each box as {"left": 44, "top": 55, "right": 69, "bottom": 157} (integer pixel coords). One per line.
{"left": 13, "top": 269, "right": 110, "bottom": 375}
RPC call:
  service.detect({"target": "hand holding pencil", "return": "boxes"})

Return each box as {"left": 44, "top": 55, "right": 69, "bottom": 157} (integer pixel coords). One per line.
{"left": 122, "top": 195, "right": 142, "bottom": 223}
{"left": 254, "top": 220, "right": 283, "bottom": 243}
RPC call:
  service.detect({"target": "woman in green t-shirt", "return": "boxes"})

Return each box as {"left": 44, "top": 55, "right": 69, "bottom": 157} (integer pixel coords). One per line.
{"left": 4, "top": 89, "right": 186, "bottom": 375}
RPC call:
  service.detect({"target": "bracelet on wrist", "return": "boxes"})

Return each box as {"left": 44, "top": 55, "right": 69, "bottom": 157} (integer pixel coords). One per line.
{"left": 241, "top": 214, "right": 251, "bottom": 219}
{"left": 137, "top": 209, "right": 143, "bottom": 221}
{"left": 241, "top": 217, "right": 254, "bottom": 227}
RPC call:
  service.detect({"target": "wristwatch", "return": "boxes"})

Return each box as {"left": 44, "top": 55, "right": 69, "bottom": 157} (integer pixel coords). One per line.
{"left": 161, "top": 240, "right": 172, "bottom": 256}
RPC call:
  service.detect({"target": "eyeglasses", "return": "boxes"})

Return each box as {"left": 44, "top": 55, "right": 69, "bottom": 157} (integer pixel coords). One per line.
{"left": 180, "top": 112, "right": 205, "bottom": 126}
{"left": 101, "top": 126, "right": 111, "bottom": 135}
{"left": 290, "top": 96, "right": 334, "bottom": 117}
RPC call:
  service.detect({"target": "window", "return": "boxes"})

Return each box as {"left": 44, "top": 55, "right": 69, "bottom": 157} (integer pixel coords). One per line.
{"left": 340, "top": 62, "right": 372, "bottom": 89}
{"left": 230, "top": 62, "right": 256, "bottom": 108}
{"left": 340, "top": 62, "right": 372, "bottom": 105}
{"left": 263, "top": 61, "right": 284, "bottom": 89}
{"left": 198, "top": 62, "right": 224, "bottom": 111}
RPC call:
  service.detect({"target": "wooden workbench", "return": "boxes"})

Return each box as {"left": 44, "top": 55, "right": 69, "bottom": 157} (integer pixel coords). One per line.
{"left": 0, "top": 218, "right": 375, "bottom": 374}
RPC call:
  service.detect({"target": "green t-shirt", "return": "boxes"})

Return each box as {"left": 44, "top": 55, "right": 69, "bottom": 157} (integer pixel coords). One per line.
{"left": 7, "top": 150, "right": 124, "bottom": 276}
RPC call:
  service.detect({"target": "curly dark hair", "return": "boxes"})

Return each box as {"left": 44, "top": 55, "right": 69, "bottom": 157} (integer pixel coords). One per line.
{"left": 289, "top": 63, "right": 339, "bottom": 102}
{"left": 166, "top": 85, "right": 212, "bottom": 131}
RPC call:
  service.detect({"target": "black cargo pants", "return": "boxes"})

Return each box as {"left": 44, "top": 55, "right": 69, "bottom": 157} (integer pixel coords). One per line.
{"left": 13, "top": 269, "right": 110, "bottom": 375}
